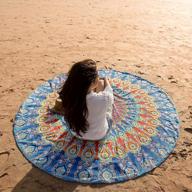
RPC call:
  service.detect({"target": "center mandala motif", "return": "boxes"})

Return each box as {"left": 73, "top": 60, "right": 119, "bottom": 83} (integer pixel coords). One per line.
{"left": 38, "top": 77, "right": 160, "bottom": 161}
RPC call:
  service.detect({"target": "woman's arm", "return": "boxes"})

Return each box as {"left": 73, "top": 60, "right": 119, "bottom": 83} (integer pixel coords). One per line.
{"left": 95, "top": 77, "right": 112, "bottom": 93}
{"left": 103, "top": 77, "right": 113, "bottom": 94}
{"left": 91, "top": 77, "right": 114, "bottom": 116}
{"left": 103, "top": 77, "right": 114, "bottom": 110}
{"left": 95, "top": 79, "right": 104, "bottom": 93}
{"left": 104, "top": 77, "right": 110, "bottom": 88}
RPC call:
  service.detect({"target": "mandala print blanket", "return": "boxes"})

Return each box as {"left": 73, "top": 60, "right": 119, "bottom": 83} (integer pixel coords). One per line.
{"left": 13, "top": 69, "right": 180, "bottom": 183}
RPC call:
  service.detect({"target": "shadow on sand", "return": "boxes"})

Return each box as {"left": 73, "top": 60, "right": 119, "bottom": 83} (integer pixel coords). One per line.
{"left": 12, "top": 166, "right": 109, "bottom": 192}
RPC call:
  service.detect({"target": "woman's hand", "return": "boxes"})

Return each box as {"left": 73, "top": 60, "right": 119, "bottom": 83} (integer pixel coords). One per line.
{"left": 103, "top": 77, "right": 110, "bottom": 88}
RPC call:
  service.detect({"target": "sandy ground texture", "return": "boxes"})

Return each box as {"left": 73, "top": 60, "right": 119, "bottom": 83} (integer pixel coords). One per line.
{"left": 0, "top": 0, "right": 192, "bottom": 191}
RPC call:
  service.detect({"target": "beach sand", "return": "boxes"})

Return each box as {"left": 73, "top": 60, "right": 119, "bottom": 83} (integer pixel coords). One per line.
{"left": 0, "top": 0, "right": 192, "bottom": 191}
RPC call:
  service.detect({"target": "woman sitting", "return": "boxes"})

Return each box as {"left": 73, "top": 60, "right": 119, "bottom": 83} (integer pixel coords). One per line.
{"left": 53, "top": 59, "right": 114, "bottom": 140}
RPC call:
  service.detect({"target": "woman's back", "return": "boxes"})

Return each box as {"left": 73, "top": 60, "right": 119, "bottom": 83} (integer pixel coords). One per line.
{"left": 79, "top": 84, "right": 114, "bottom": 140}
{"left": 57, "top": 59, "right": 114, "bottom": 140}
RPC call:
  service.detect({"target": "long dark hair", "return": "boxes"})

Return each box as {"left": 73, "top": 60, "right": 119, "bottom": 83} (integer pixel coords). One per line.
{"left": 59, "top": 59, "right": 98, "bottom": 136}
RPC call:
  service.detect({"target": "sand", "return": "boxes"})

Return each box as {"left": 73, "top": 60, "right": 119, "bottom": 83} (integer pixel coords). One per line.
{"left": 0, "top": 0, "right": 192, "bottom": 191}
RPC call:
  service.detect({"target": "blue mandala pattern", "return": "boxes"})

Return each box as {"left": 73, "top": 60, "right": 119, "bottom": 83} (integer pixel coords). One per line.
{"left": 13, "top": 69, "right": 180, "bottom": 183}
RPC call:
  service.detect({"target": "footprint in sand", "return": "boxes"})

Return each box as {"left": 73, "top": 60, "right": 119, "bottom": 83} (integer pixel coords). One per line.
{"left": 171, "top": 149, "right": 188, "bottom": 160}
{"left": 0, "top": 172, "right": 8, "bottom": 179}
{"left": 0, "top": 151, "right": 10, "bottom": 157}
{"left": 0, "top": 151, "right": 10, "bottom": 170}
{"left": 135, "top": 64, "right": 141, "bottom": 68}
{"left": 170, "top": 80, "right": 178, "bottom": 84}
{"left": 2, "top": 88, "right": 14, "bottom": 94}
{"left": 187, "top": 106, "right": 192, "bottom": 119}
{"left": 167, "top": 75, "right": 179, "bottom": 84}
{"left": 183, "top": 141, "right": 192, "bottom": 147}
{"left": 138, "top": 71, "right": 145, "bottom": 75}
{"left": 184, "top": 128, "right": 192, "bottom": 134}
{"left": 168, "top": 75, "right": 174, "bottom": 80}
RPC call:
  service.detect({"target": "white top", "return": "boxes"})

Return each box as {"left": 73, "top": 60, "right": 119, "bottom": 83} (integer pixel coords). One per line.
{"left": 77, "top": 84, "right": 114, "bottom": 140}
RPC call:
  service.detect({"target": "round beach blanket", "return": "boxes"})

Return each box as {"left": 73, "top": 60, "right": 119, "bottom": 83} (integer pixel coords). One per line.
{"left": 13, "top": 69, "right": 179, "bottom": 183}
